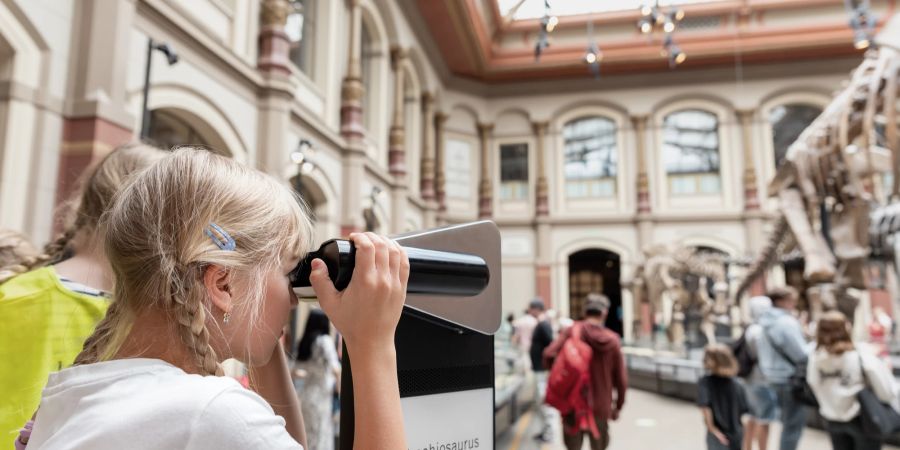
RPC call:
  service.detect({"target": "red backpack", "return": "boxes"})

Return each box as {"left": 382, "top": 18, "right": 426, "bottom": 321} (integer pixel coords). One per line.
{"left": 544, "top": 323, "right": 600, "bottom": 439}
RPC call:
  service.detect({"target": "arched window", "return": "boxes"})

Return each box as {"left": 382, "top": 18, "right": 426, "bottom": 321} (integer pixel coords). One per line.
{"left": 286, "top": 0, "right": 316, "bottom": 77}
{"left": 499, "top": 143, "right": 529, "bottom": 200}
{"left": 562, "top": 116, "right": 617, "bottom": 198}
{"left": 662, "top": 109, "right": 720, "bottom": 195}
{"left": 768, "top": 103, "right": 821, "bottom": 169}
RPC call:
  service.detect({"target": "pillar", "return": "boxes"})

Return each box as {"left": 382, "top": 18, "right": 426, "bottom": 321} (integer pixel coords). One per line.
{"left": 421, "top": 92, "right": 437, "bottom": 228}
{"left": 631, "top": 115, "right": 653, "bottom": 339}
{"left": 477, "top": 123, "right": 493, "bottom": 219}
{"left": 532, "top": 121, "right": 552, "bottom": 306}
{"left": 388, "top": 47, "right": 408, "bottom": 233}
{"left": 257, "top": 0, "right": 292, "bottom": 75}
{"left": 737, "top": 109, "right": 766, "bottom": 296}
{"left": 339, "top": 0, "right": 366, "bottom": 235}
{"left": 435, "top": 112, "right": 448, "bottom": 224}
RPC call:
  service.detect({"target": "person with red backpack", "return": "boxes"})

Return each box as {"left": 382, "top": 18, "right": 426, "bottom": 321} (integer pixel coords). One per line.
{"left": 543, "top": 294, "right": 627, "bottom": 450}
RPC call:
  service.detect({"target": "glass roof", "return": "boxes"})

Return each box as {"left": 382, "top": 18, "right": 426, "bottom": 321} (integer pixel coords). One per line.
{"left": 497, "top": 0, "right": 720, "bottom": 21}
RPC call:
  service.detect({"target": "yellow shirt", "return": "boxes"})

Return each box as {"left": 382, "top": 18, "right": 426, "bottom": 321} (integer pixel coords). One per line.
{"left": 0, "top": 267, "right": 108, "bottom": 447}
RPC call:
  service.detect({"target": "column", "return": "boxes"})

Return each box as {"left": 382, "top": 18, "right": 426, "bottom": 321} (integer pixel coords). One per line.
{"left": 339, "top": 0, "right": 365, "bottom": 142}
{"left": 388, "top": 47, "right": 407, "bottom": 177}
{"left": 257, "top": 0, "right": 292, "bottom": 75}
{"left": 477, "top": 123, "right": 493, "bottom": 219}
{"left": 532, "top": 121, "right": 552, "bottom": 306}
{"left": 737, "top": 109, "right": 766, "bottom": 295}
{"left": 255, "top": 0, "right": 294, "bottom": 175}
{"left": 435, "top": 112, "right": 449, "bottom": 224}
{"left": 58, "top": 0, "right": 138, "bottom": 207}
{"left": 421, "top": 92, "right": 437, "bottom": 228}
{"left": 631, "top": 115, "right": 653, "bottom": 339}
{"left": 532, "top": 121, "right": 549, "bottom": 216}
{"left": 339, "top": 0, "right": 366, "bottom": 235}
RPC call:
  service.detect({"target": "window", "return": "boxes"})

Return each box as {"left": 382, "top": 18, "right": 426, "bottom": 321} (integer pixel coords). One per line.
{"left": 563, "top": 116, "right": 617, "bottom": 198}
{"left": 499, "top": 143, "right": 529, "bottom": 200}
{"left": 662, "top": 109, "right": 720, "bottom": 195}
{"left": 445, "top": 139, "right": 472, "bottom": 199}
{"left": 286, "top": 0, "right": 315, "bottom": 76}
{"left": 768, "top": 104, "right": 821, "bottom": 169}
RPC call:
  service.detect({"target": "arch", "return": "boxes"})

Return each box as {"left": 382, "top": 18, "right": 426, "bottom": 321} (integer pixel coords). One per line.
{"left": 128, "top": 83, "right": 249, "bottom": 162}
{"left": 401, "top": 61, "right": 422, "bottom": 195}
{"left": 758, "top": 87, "right": 832, "bottom": 111}
{"left": 365, "top": 0, "right": 399, "bottom": 44}
{"left": 493, "top": 108, "right": 532, "bottom": 135}
{"left": 449, "top": 103, "right": 481, "bottom": 124}
{"left": 651, "top": 92, "right": 735, "bottom": 116}
{"left": 549, "top": 99, "right": 629, "bottom": 128}
{"left": 359, "top": 3, "right": 391, "bottom": 161}
{"left": 405, "top": 47, "right": 435, "bottom": 94}
{"left": 678, "top": 236, "right": 740, "bottom": 257}
{"left": 555, "top": 237, "right": 634, "bottom": 267}
{"left": 0, "top": 0, "right": 45, "bottom": 87}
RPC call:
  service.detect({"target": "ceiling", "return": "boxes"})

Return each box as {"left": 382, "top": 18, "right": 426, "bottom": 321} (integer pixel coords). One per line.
{"left": 406, "top": 0, "right": 884, "bottom": 84}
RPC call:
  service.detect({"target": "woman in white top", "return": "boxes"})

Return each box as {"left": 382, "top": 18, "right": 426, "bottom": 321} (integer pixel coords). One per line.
{"left": 807, "top": 311, "right": 897, "bottom": 450}
{"left": 23, "top": 149, "right": 409, "bottom": 450}
{"left": 294, "top": 309, "right": 341, "bottom": 450}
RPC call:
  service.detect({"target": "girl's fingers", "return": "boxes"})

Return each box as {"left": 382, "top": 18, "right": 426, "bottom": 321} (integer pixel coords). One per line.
{"left": 388, "top": 238, "right": 401, "bottom": 281}
{"left": 308, "top": 259, "right": 339, "bottom": 312}
{"left": 349, "top": 233, "right": 375, "bottom": 280}
{"left": 367, "top": 232, "right": 390, "bottom": 276}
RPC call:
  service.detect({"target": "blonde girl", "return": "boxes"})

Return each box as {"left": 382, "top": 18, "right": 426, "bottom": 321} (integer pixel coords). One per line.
{"left": 25, "top": 149, "right": 409, "bottom": 450}
{"left": 0, "top": 143, "right": 167, "bottom": 445}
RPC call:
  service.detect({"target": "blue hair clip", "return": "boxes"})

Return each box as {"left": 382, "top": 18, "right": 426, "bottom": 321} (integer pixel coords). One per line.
{"left": 205, "top": 223, "right": 236, "bottom": 251}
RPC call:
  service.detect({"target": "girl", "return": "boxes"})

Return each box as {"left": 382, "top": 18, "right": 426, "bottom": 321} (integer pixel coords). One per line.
{"left": 294, "top": 309, "right": 340, "bottom": 450}
{"left": 25, "top": 148, "right": 408, "bottom": 449}
{"left": 698, "top": 344, "right": 749, "bottom": 450}
{"left": 808, "top": 311, "right": 897, "bottom": 450}
{"left": 1, "top": 143, "right": 166, "bottom": 444}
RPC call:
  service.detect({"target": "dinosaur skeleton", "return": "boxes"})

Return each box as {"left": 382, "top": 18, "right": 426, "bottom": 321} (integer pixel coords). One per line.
{"left": 737, "top": 28, "right": 900, "bottom": 321}
{"left": 631, "top": 244, "right": 729, "bottom": 346}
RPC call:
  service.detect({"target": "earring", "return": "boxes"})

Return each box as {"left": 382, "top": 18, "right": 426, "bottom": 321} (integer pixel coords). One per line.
{"left": 223, "top": 312, "right": 231, "bottom": 324}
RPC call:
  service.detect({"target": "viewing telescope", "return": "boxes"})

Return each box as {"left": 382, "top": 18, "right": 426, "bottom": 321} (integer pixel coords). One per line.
{"left": 291, "top": 239, "right": 491, "bottom": 297}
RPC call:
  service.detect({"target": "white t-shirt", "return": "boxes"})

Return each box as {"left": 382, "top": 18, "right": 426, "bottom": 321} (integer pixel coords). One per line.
{"left": 28, "top": 358, "right": 303, "bottom": 449}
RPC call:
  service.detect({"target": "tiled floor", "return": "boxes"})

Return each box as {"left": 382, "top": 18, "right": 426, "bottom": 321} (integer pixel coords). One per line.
{"left": 497, "top": 389, "right": 900, "bottom": 450}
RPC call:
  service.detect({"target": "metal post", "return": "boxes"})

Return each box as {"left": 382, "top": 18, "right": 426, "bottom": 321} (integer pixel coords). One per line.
{"left": 140, "top": 38, "right": 154, "bottom": 139}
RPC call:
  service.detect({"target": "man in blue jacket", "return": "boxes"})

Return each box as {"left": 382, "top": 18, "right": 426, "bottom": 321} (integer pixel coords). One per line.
{"left": 755, "top": 287, "right": 810, "bottom": 450}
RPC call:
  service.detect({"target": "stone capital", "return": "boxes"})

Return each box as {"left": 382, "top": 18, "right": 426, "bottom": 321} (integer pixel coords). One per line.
{"left": 390, "top": 46, "right": 408, "bottom": 70}
{"left": 531, "top": 121, "right": 549, "bottom": 136}
{"left": 260, "top": 0, "right": 291, "bottom": 28}
{"left": 477, "top": 123, "right": 494, "bottom": 139}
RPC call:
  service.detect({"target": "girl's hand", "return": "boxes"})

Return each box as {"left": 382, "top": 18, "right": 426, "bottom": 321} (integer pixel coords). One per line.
{"left": 310, "top": 232, "right": 409, "bottom": 354}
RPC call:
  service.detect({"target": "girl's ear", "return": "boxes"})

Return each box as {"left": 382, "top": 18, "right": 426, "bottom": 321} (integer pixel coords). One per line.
{"left": 203, "top": 264, "right": 233, "bottom": 314}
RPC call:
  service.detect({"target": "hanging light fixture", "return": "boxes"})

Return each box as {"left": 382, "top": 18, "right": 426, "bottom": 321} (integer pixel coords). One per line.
{"left": 638, "top": 1, "right": 687, "bottom": 69}
{"left": 584, "top": 21, "right": 601, "bottom": 78}
{"left": 845, "top": 0, "right": 875, "bottom": 50}
{"left": 534, "top": 0, "right": 557, "bottom": 61}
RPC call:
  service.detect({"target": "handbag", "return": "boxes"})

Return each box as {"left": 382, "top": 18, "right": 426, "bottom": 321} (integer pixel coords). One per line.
{"left": 763, "top": 326, "right": 818, "bottom": 407}
{"left": 856, "top": 352, "right": 900, "bottom": 437}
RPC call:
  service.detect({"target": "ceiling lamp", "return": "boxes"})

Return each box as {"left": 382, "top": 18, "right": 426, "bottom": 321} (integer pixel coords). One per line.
{"left": 845, "top": 0, "right": 875, "bottom": 50}
{"left": 639, "top": 1, "right": 687, "bottom": 69}
{"left": 584, "top": 21, "right": 601, "bottom": 78}
{"left": 534, "top": 0, "right": 557, "bottom": 61}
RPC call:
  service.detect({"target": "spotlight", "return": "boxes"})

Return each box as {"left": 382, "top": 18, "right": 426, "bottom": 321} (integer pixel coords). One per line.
{"left": 641, "top": 5, "right": 652, "bottom": 16}
{"left": 290, "top": 151, "right": 305, "bottom": 164}
{"left": 547, "top": 15, "right": 559, "bottom": 32}
{"left": 675, "top": 9, "right": 685, "bottom": 21}
{"left": 664, "top": 20, "right": 675, "bottom": 33}
{"left": 300, "top": 160, "right": 315, "bottom": 175}
{"left": 640, "top": 20, "right": 653, "bottom": 34}
{"left": 584, "top": 52, "right": 597, "bottom": 64}
{"left": 674, "top": 50, "right": 687, "bottom": 65}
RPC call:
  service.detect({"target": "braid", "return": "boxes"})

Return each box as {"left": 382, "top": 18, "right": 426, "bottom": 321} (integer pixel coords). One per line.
{"left": 171, "top": 288, "right": 220, "bottom": 376}
{"left": 0, "top": 230, "right": 51, "bottom": 284}
{"left": 42, "top": 225, "right": 79, "bottom": 264}
{"left": 73, "top": 296, "right": 129, "bottom": 366}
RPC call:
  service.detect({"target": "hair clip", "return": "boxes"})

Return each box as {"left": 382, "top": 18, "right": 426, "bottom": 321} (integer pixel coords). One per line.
{"left": 205, "top": 223, "right": 236, "bottom": 251}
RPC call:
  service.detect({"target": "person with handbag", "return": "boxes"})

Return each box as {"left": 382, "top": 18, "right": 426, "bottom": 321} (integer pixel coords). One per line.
{"left": 808, "top": 311, "right": 898, "bottom": 450}
{"left": 755, "top": 287, "right": 810, "bottom": 450}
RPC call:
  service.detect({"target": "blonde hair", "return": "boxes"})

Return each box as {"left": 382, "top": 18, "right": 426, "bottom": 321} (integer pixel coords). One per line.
{"left": 74, "top": 148, "right": 313, "bottom": 375}
{"left": 816, "top": 311, "right": 855, "bottom": 355}
{"left": 0, "top": 230, "right": 40, "bottom": 280}
{"left": 703, "top": 343, "right": 738, "bottom": 377}
{"left": 0, "top": 143, "right": 166, "bottom": 283}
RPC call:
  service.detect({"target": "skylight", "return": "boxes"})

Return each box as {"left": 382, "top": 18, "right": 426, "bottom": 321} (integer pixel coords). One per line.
{"left": 497, "top": 0, "right": 720, "bottom": 21}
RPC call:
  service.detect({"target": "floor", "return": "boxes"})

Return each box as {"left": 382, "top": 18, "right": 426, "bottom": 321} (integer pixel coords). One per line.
{"left": 496, "top": 389, "right": 900, "bottom": 450}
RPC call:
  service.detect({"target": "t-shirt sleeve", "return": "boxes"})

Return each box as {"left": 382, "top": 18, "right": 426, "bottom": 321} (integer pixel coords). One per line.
{"left": 696, "top": 376, "right": 710, "bottom": 407}
{"left": 188, "top": 386, "right": 303, "bottom": 450}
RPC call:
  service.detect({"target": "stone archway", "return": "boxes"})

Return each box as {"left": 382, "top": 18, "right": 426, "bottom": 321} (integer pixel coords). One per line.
{"left": 568, "top": 248, "right": 623, "bottom": 336}
{"left": 145, "top": 107, "right": 231, "bottom": 157}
